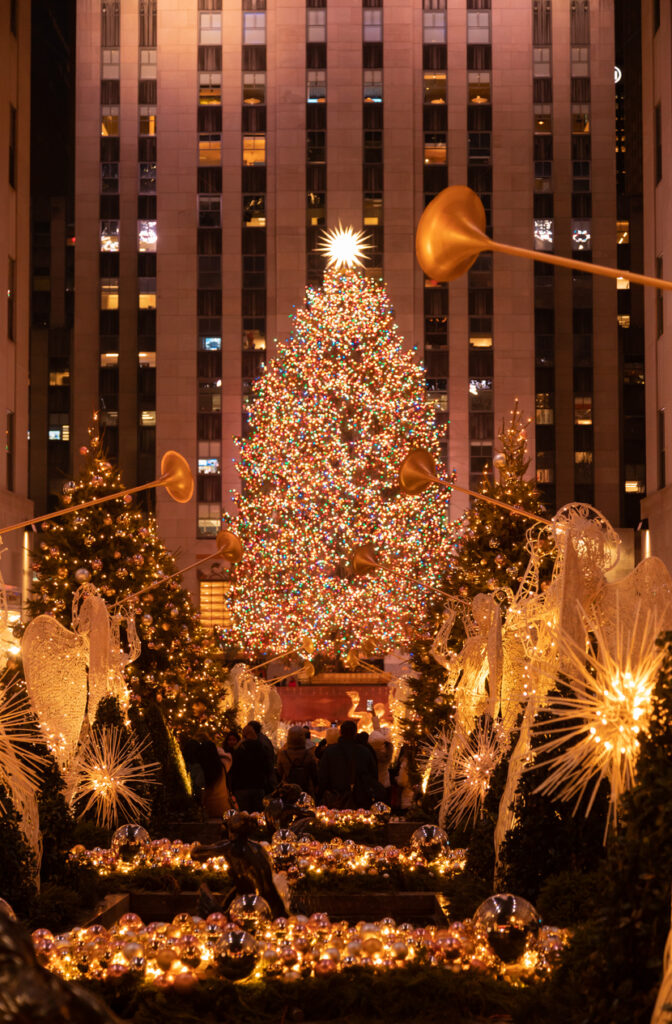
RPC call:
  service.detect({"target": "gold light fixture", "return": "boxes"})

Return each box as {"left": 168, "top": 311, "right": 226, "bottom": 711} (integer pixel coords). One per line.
{"left": 416, "top": 185, "right": 672, "bottom": 291}
{"left": 0, "top": 450, "right": 194, "bottom": 537}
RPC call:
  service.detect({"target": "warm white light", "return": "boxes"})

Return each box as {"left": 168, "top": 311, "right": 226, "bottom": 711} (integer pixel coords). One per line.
{"left": 317, "top": 223, "right": 372, "bottom": 270}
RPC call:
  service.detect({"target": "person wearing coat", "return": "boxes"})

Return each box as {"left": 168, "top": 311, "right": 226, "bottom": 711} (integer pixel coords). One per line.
{"left": 276, "top": 725, "right": 318, "bottom": 796}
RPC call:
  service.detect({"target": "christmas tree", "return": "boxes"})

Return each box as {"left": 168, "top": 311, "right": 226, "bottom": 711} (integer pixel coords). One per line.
{"left": 404, "top": 403, "right": 551, "bottom": 750}
{"left": 28, "top": 420, "right": 230, "bottom": 734}
{"left": 225, "top": 230, "right": 452, "bottom": 659}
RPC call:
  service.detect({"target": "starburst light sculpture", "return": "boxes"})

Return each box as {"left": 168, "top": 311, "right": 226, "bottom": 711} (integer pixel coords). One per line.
{"left": 316, "top": 223, "right": 372, "bottom": 270}
{"left": 532, "top": 607, "right": 667, "bottom": 832}
{"left": 68, "top": 726, "right": 159, "bottom": 829}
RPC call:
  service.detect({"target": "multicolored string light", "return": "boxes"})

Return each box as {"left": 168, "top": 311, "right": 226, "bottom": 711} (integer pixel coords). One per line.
{"left": 225, "top": 268, "right": 453, "bottom": 658}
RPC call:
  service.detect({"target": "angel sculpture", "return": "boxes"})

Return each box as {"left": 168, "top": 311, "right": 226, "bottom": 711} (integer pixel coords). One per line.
{"left": 21, "top": 584, "right": 140, "bottom": 774}
{"left": 228, "top": 663, "right": 284, "bottom": 747}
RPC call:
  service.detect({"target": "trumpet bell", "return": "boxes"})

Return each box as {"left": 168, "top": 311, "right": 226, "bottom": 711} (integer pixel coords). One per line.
{"left": 350, "top": 543, "right": 381, "bottom": 575}
{"left": 399, "top": 448, "right": 440, "bottom": 495}
{"left": 216, "top": 529, "right": 244, "bottom": 563}
{"left": 416, "top": 185, "right": 488, "bottom": 282}
{"left": 160, "top": 450, "right": 194, "bottom": 503}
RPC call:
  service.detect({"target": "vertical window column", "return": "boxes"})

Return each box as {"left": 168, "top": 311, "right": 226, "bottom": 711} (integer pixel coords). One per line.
{"left": 306, "top": 0, "right": 327, "bottom": 286}
{"left": 421, "top": 0, "right": 448, "bottom": 463}
{"left": 138, "top": 0, "right": 158, "bottom": 487}
{"left": 363, "top": 0, "right": 382, "bottom": 276}
{"left": 99, "top": 0, "right": 121, "bottom": 458}
{"left": 196, "top": 0, "right": 224, "bottom": 537}
{"left": 532, "top": 0, "right": 555, "bottom": 503}
{"left": 570, "top": 0, "right": 593, "bottom": 504}
{"left": 241, "top": 0, "right": 267, "bottom": 445}
{"left": 466, "top": 0, "right": 493, "bottom": 490}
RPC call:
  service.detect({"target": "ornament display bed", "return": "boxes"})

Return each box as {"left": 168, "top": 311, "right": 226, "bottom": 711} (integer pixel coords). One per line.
{"left": 85, "top": 889, "right": 446, "bottom": 928}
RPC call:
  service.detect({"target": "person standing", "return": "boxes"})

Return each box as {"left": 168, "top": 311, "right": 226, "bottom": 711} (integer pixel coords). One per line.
{"left": 277, "top": 725, "right": 318, "bottom": 796}
{"left": 229, "top": 723, "right": 269, "bottom": 812}
{"left": 249, "top": 720, "right": 277, "bottom": 792}
{"left": 317, "top": 720, "right": 377, "bottom": 809}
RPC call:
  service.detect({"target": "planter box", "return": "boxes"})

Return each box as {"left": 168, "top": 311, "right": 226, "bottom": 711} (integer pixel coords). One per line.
{"left": 85, "top": 890, "right": 445, "bottom": 928}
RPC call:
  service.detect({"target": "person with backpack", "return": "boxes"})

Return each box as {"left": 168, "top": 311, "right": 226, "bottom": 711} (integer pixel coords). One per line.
{"left": 317, "top": 719, "right": 378, "bottom": 809}
{"left": 276, "top": 725, "right": 318, "bottom": 797}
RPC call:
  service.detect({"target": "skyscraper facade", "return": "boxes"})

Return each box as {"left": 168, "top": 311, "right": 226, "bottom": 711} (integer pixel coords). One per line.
{"left": 54, "top": 0, "right": 629, "bottom": 612}
{"left": 1, "top": 0, "right": 33, "bottom": 613}
{"left": 641, "top": 0, "right": 672, "bottom": 566}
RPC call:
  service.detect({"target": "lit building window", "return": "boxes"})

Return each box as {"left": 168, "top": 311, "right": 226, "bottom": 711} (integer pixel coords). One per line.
{"left": 138, "top": 276, "right": 157, "bottom": 308}
{"left": 197, "top": 504, "right": 221, "bottom": 539}
{"left": 199, "top": 134, "right": 222, "bottom": 165}
{"left": 101, "top": 108, "right": 119, "bottom": 136}
{"left": 574, "top": 396, "right": 593, "bottom": 425}
{"left": 306, "top": 70, "right": 326, "bottom": 103}
{"left": 535, "top": 113, "right": 552, "bottom": 133}
{"left": 140, "top": 410, "right": 157, "bottom": 426}
{"left": 536, "top": 467, "right": 553, "bottom": 483}
{"left": 572, "top": 220, "right": 591, "bottom": 251}
{"left": 424, "top": 73, "right": 446, "bottom": 104}
{"left": 617, "top": 220, "right": 630, "bottom": 245}
{"left": 199, "top": 12, "right": 222, "bottom": 44}
{"left": 139, "top": 49, "right": 157, "bottom": 79}
{"left": 364, "top": 70, "right": 382, "bottom": 103}
{"left": 575, "top": 450, "right": 593, "bottom": 464}
{"left": 468, "top": 71, "right": 490, "bottom": 104}
{"left": 138, "top": 351, "right": 156, "bottom": 367}
{"left": 467, "top": 10, "right": 490, "bottom": 44}
{"left": 617, "top": 314, "right": 631, "bottom": 328}
{"left": 625, "top": 480, "right": 645, "bottom": 494}
{"left": 243, "top": 194, "right": 266, "bottom": 226}
{"left": 200, "top": 336, "right": 222, "bottom": 351}
{"left": 469, "top": 333, "right": 493, "bottom": 349}
{"left": 199, "top": 580, "right": 232, "bottom": 624}
{"left": 138, "top": 219, "right": 157, "bottom": 252}
{"left": 200, "top": 72, "right": 222, "bottom": 106}
{"left": 100, "top": 352, "right": 119, "bottom": 367}
{"left": 422, "top": 10, "right": 446, "bottom": 44}
{"left": 243, "top": 11, "right": 266, "bottom": 45}
{"left": 243, "top": 72, "right": 265, "bottom": 105}
{"left": 139, "top": 107, "right": 157, "bottom": 135}
{"left": 100, "top": 278, "right": 119, "bottom": 310}
{"left": 100, "top": 220, "right": 120, "bottom": 252}
{"left": 535, "top": 393, "right": 554, "bottom": 424}
{"left": 534, "top": 219, "right": 554, "bottom": 251}
{"left": 616, "top": 276, "right": 630, "bottom": 290}
{"left": 307, "top": 192, "right": 326, "bottom": 226}
{"left": 306, "top": 9, "right": 326, "bottom": 43}
{"left": 363, "top": 193, "right": 382, "bottom": 226}
{"left": 198, "top": 457, "right": 221, "bottom": 476}
{"left": 243, "top": 134, "right": 266, "bottom": 165}
{"left": 49, "top": 370, "right": 70, "bottom": 386}
{"left": 243, "top": 329, "right": 265, "bottom": 351}
{"left": 102, "top": 49, "right": 120, "bottom": 79}
{"left": 572, "top": 111, "right": 590, "bottom": 133}
{"left": 533, "top": 47, "right": 551, "bottom": 76}
{"left": 99, "top": 411, "right": 118, "bottom": 426}
{"left": 139, "top": 162, "right": 157, "bottom": 194}
{"left": 424, "top": 134, "right": 447, "bottom": 164}
{"left": 363, "top": 8, "right": 382, "bottom": 43}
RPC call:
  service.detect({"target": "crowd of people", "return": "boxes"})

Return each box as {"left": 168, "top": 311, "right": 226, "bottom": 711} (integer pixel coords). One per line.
{"left": 181, "top": 720, "right": 415, "bottom": 816}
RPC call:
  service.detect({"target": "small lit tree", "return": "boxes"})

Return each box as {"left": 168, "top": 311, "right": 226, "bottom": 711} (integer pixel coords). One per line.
{"left": 28, "top": 421, "right": 230, "bottom": 733}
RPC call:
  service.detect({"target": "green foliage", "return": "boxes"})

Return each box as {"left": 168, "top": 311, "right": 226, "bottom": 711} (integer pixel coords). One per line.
{"left": 130, "top": 698, "right": 195, "bottom": 824}
{"left": 496, "top": 688, "right": 609, "bottom": 905}
{"left": 36, "top": 746, "right": 75, "bottom": 883}
{"left": 0, "top": 783, "right": 37, "bottom": 916}
{"left": 404, "top": 403, "right": 552, "bottom": 756}
{"left": 27, "top": 421, "right": 231, "bottom": 734}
